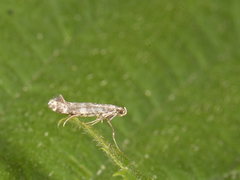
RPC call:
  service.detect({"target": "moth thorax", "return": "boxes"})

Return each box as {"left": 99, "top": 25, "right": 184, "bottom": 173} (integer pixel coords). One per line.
{"left": 55, "top": 102, "right": 68, "bottom": 114}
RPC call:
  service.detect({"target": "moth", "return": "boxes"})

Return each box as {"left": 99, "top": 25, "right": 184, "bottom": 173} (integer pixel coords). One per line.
{"left": 48, "top": 94, "right": 127, "bottom": 152}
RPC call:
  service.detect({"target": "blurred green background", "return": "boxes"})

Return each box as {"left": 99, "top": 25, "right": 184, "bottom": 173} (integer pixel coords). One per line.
{"left": 1, "top": 0, "right": 240, "bottom": 179}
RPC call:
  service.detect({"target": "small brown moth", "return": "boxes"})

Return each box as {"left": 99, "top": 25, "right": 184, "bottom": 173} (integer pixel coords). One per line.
{"left": 48, "top": 94, "right": 127, "bottom": 152}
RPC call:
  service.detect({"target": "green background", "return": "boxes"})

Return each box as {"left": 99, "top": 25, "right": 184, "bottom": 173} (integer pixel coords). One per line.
{"left": 1, "top": 0, "right": 240, "bottom": 179}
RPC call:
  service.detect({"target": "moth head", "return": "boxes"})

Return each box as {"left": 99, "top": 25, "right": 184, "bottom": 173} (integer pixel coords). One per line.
{"left": 48, "top": 98, "right": 57, "bottom": 111}
{"left": 48, "top": 95, "right": 68, "bottom": 114}
{"left": 118, "top": 107, "right": 127, "bottom": 117}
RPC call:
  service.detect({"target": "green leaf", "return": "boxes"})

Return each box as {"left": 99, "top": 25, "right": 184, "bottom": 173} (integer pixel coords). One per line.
{"left": 1, "top": 0, "right": 240, "bottom": 179}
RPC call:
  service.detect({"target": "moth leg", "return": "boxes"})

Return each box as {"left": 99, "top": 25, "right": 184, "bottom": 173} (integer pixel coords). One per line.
{"left": 86, "top": 112, "right": 116, "bottom": 126}
{"left": 62, "top": 114, "right": 80, "bottom": 127}
{"left": 85, "top": 117, "right": 103, "bottom": 126}
{"left": 105, "top": 113, "right": 125, "bottom": 154}
{"left": 88, "top": 112, "right": 122, "bottom": 153}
